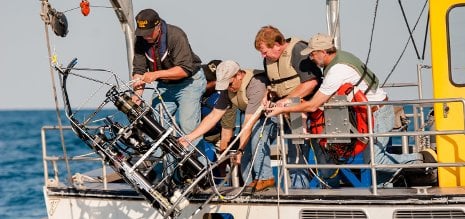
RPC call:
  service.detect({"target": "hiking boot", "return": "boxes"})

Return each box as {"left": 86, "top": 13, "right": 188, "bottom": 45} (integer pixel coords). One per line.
{"left": 420, "top": 148, "right": 438, "bottom": 163}
{"left": 246, "top": 179, "right": 258, "bottom": 188}
{"left": 252, "top": 178, "right": 275, "bottom": 192}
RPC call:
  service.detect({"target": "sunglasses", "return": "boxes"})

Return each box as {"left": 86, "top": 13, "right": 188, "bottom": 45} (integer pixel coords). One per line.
{"left": 228, "top": 74, "right": 238, "bottom": 87}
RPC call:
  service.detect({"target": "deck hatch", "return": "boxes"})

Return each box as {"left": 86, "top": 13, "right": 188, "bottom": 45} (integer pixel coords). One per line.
{"left": 394, "top": 209, "right": 465, "bottom": 218}
{"left": 300, "top": 209, "right": 367, "bottom": 219}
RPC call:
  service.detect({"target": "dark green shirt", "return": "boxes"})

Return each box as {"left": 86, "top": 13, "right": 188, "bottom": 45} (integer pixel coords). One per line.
{"left": 132, "top": 23, "right": 201, "bottom": 77}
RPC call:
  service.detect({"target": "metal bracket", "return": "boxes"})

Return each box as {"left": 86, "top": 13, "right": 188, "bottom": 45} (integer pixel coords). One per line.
{"left": 412, "top": 186, "right": 431, "bottom": 195}
{"left": 325, "top": 95, "right": 352, "bottom": 144}
{"left": 289, "top": 97, "right": 306, "bottom": 144}
{"left": 442, "top": 103, "right": 450, "bottom": 118}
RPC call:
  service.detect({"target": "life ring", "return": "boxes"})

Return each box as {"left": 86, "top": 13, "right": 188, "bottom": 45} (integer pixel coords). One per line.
{"left": 309, "top": 83, "right": 373, "bottom": 159}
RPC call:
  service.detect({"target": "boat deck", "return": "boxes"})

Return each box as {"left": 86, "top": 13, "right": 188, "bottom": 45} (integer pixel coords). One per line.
{"left": 45, "top": 178, "right": 465, "bottom": 205}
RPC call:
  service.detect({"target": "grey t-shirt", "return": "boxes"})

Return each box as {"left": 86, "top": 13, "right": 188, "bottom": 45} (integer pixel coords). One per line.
{"left": 214, "top": 73, "right": 268, "bottom": 115}
{"left": 291, "top": 41, "right": 323, "bottom": 84}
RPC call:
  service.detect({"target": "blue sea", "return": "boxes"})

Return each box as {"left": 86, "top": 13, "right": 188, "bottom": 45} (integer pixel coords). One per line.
{"left": 0, "top": 110, "right": 94, "bottom": 219}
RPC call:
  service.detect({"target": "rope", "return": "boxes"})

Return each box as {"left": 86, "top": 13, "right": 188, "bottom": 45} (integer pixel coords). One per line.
{"left": 62, "top": 5, "right": 113, "bottom": 14}
{"left": 41, "top": 0, "right": 72, "bottom": 184}
{"left": 188, "top": 106, "right": 268, "bottom": 218}
{"left": 212, "top": 105, "right": 268, "bottom": 200}
{"left": 282, "top": 117, "right": 332, "bottom": 188}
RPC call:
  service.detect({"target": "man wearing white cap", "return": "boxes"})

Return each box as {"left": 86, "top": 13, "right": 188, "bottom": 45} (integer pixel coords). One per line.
{"left": 267, "top": 33, "right": 437, "bottom": 185}
{"left": 180, "top": 60, "right": 276, "bottom": 192}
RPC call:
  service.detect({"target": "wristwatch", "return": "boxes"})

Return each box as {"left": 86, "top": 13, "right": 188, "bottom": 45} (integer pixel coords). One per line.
{"left": 237, "top": 148, "right": 244, "bottom": 154}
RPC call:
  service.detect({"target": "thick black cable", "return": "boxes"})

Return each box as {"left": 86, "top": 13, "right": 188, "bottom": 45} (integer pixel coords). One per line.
{"left": 382, "top": 0, "right": 429, "bottom": 87}
{"left": 422, "top": 11, "right": 430, "bottom": 60}
{"left": 399, "top": 0, "right": 421, "bottom": 60}
{"left": 364, "top": 0, "right": 379, "bottom": 67}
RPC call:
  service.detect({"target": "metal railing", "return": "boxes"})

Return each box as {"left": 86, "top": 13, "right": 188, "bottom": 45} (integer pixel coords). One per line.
{"left": 41, "top": 126, "right": 110, "bottom": 189}
{"left": 275, "top": 97, "right": 465, "bottom": 195}
{"left": 41, "top": 98, "right": 465, "bottom": 197}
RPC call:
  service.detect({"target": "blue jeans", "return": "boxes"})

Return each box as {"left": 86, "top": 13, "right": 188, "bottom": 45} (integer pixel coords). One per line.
{"left": 264, "top": 117, "right": 312, "bottom": 189}
{"left": 286, "top": 131, "right": 312, "bottom": 189}
{"left": 240, "top": 117, "right": 275, "bottom": 185}
{"left": 150, "top": 70, "right": 207, "bottom": 181}
{"left": 368, "top": 105, "right": 423, "bottom": 183}
{"left": 151, "top": 70, "right": 206, "bottom": 147}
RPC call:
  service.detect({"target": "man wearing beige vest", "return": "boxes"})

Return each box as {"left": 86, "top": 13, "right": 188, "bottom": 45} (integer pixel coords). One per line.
{"left": 254, "top": 26, "right": 323, "bottom": 188}
{"left": 180, "top": 60, "right": 275, "bottom": 192}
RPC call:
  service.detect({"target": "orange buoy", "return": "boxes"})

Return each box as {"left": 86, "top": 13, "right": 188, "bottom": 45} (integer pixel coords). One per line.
{"left": 80, "top": 0, "right": 90, "bottom": 16}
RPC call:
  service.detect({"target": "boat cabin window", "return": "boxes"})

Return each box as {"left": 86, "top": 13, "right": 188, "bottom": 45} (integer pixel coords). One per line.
{"left": 448, "top": 5, "right": 465, "bottom": 86}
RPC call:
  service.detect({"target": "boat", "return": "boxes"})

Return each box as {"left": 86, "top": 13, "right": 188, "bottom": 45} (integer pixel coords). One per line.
{"left": 40, "top": 0, "right": 465, "bottom": 218}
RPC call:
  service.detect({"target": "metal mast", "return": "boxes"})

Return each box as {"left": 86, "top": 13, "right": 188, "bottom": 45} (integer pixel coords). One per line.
{"left": 326, "top": 0, "right": 341, "bottom": 49}
{"left": 109, "top": 0, "right": 135, "bottom": 76}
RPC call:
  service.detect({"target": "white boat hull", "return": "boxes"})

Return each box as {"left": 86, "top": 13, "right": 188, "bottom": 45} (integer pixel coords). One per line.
{"left": 44, "top": 186, "right": 465, "bottom": 219}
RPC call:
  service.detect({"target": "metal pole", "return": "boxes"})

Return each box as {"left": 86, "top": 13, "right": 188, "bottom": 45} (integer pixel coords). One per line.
{"left": 401, "top": 135, "right": 409, "bottom": 154}
{"left": 417, "top": 63, "right": 426, "bottom": 134}
{"left": 109, "top": 0, "right": 135, "bottom": 78}
{"left": 279, "top": 115, "right": 290, "bottom": 194}
{"left": 326, "top": 0, "right": 341, "bottom": 49}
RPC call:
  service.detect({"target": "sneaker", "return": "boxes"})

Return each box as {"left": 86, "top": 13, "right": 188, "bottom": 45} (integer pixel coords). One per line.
{"left": 252, "top": 178, "right": 275, "bottom": 192}
{"left": 404, "top": 148, "right": 438, "bottom": 186}
{"left": 420, "top": 148, "right": 438, "bottom": 163}
{"left": 403, "top": 170, "right": 438, "bottom": 186}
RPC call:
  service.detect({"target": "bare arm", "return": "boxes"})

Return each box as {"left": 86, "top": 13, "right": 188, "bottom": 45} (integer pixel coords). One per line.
{"left": 266, "top": 91, "right": 331, "bottom": 117}
{"left": 180, "top": 108, "right": 226, "bottom": 146}
{"left": 219, "top": 127, "right": 234, "bottom": 152}
{"left": 132, "top": 74, "right": 145, "bottom": 104}
{"left": 238, "top": 112, "right": 261, "bottom": 151}
{"left": 287, "top": 78, "right": 319, "bottom": 99}
{"left": 275, "top": 78, "right": 319, "bottom": 107}
{"left": 231, "top": 112, "right": 262, "bottom": 165}
{"left": 143, "top": 66, "right": 189, "bottom": 82}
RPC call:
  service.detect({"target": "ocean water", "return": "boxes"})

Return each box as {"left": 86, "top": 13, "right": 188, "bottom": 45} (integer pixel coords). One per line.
{"left": 0, "top": 110, "right": 92, "bottom": 219}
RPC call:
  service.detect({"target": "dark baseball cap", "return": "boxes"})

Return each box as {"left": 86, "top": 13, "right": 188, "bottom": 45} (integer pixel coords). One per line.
{"left": 135, "top": 9, "right": 161, "bottom": 36}
{"left": 201, "top": 60, "right": 222, "bottom": 81}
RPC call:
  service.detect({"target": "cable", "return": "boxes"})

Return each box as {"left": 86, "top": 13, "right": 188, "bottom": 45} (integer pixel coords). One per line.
{"left": 213, "top": 107, "right": 270, "bottom": 200}
{"left": 40, "top": 0, "right": 72, "bottom": 184}
{"left": 62, "top": 5, "right": 112, "bottom": 14}
{"left": 188, "top": 108, "right": 271, "bottom": 218}
{"left": 363, "top": 0, "right": 379, "bottom": 68}
{"left": 382, "top": 0, "right": 429, "bottom": 87}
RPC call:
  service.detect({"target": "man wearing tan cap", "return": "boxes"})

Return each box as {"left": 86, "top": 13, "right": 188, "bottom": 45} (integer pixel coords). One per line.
{"left": 180, "top": 60, "right": 276, "bottom": 192}
{"left": 267, "top": 33, "right": 437, "bottom": 185}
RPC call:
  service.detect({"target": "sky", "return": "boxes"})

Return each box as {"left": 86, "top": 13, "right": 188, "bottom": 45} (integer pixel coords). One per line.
{"left": 1, "top": 0, "right": 434, "bottom": 110}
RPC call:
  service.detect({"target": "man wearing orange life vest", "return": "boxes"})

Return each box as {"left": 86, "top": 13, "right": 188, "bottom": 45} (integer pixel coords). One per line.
{"left": 266, "top": 33, "right": 437, "bottom": 185}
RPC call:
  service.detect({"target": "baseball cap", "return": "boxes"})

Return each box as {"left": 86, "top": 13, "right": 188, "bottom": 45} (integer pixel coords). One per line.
{"left": 201, "top": 60, "right": 222, "bottom": 81}
{"left": 301, "top": 33, "right": 334, "bottom": 55}
{"left": 215, "top": 60, "right": 240, "bottom": 90}
{"left": 135, "top": 9, "right": 161, "bottom": 36}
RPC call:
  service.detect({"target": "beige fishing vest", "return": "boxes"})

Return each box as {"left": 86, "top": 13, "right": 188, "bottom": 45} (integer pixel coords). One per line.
{"left": 265, "top": 37, "right": 302, "bottom": 98}
{"left": 228, "top": 69, "right": 263, "bottom": 111}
